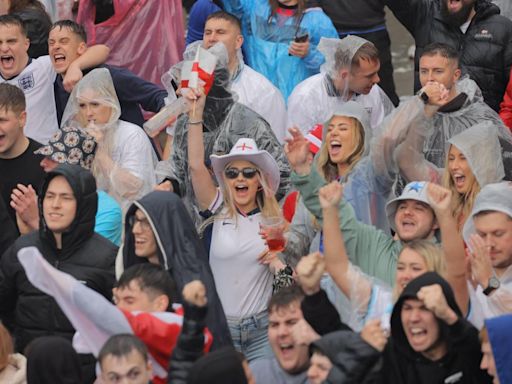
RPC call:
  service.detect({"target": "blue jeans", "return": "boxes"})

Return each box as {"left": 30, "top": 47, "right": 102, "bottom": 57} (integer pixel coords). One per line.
{"left": 226, "top": 311, "right": 273, "bottom": 362}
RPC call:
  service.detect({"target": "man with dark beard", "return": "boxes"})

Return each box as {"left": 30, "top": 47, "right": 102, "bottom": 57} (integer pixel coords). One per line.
{"left": 387, "top": 0, "right": 512, "bottom": 112}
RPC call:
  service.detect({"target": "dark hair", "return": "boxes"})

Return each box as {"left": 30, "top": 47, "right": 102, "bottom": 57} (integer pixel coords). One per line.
{"left": 268, "top": 0, "right": 306, "bottom": 24}
{"left": 8, "top": 0, "right": 47, "bottom": 13}
{"left": 421, "top": 42, "right": 460, "bottom": 67}
{"left": 206, "top": 10, "right": 242, "bottom": 33}
{"left": 0, "top": 14, "right": 27, "bottom": 36}
{"left": 0, "top": 83, "right": 26, "bottom": 114}
{"left": 474, "top": 209, "right": 512, "bottom": 220}
{"left": 352, "top": 42, "right": 380, "bottom": 69}
{"left": 98, "top": 334, "right": 148, "bottom": 367}
{"left": 268, "top": 285, "right": 304, "bottom": 314}
{"left": 116, "top": 264, "right": 176, "bottom": 306}
{"left": 50, "top": 19, "right": 87, "bottom": 43}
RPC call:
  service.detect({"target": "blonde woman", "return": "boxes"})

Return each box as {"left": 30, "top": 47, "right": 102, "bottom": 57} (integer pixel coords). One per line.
{"left": 186, "top": 86, "right": 285, "bottom": 361}
{"left": 319, "top": 181, "right": 446, "bottom": 331}
{"left": 398, "top": 122, "right": 505, "bottom": 231}
{"left": 283, "top": 101, "right": 392, "bottom": 266}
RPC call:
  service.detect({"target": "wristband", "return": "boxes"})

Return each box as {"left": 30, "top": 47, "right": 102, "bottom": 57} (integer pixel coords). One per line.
{"left": 187, "top": 120, "right": 203, "bottom": 125}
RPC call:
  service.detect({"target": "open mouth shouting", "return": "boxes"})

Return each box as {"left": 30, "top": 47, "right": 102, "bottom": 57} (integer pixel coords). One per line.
{"left": 0, "top": 55, "right": 14, "bottom": 69}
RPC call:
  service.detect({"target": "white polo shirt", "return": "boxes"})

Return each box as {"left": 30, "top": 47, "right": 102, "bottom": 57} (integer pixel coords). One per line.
{"left": 1, "top": 55, "right": 58, "bottom": 144}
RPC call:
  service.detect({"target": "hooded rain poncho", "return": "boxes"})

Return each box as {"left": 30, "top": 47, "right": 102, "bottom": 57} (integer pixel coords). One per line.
{"left": 61, "top": 68, "right": 157, "bottom": 211}
{"left": 156, "top": 44, "right": 290, "bottom": 225}
{"left": 223, "top": 0, "right": 338, "bottom": 100}
{"left": 287, "top": 36, "right": 394, "bottom": 134}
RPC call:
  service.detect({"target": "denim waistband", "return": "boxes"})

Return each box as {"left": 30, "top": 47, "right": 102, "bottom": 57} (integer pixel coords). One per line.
{"left": 338, "top": 24, "right": 386, "bottom": 36}
{"left": 226, "top": 310, "right": 268, "bottom": 325}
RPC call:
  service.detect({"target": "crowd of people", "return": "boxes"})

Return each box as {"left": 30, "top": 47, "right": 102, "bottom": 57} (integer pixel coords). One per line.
{"left": 0, "top": 0, "right": 512, "bottom": 383}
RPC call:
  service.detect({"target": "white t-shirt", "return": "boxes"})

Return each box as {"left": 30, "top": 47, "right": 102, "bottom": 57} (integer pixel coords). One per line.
{"left": 1, "top": 56, "right": 58, "bottom": 144}
{"left": 209, "top": 208, "right": 274, "bottom": 318}
{"left": 103, "top": 120, "right": 157, "bottom": 211}
{"left": 287, "top": 73, "right": 392, "bottom": 134}
{"left": 467, "top": 265, "right": 512, "bottom": 330}
{"left": 232, "top": 64, "right": 287, "bottom": 143}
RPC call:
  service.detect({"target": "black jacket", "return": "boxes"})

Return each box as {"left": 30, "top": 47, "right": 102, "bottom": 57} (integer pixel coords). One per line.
{"left": 389, "top": 0, "right": 512, "bottom": 111}
{"left": 0, "top": 164, "right": 117, "bottom": 352}
{"left": 311, "top": 330, "right": 382, "bottom": 384}
{"left": 122, "top": 191, "right": 232, "bottom": 350}
{"left": 0, "top": 196, "right": 17, "bottom": 257}
{"left": 15, "top": 8, "right": 52, "bottom": 59}
{"left": 381, "top": 272, "right": 492, "bottom": 384}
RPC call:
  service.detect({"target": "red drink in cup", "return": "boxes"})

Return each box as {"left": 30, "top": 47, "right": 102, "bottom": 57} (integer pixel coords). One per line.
{"left": 260, "top": 216, "right": 286, "bottom": 252}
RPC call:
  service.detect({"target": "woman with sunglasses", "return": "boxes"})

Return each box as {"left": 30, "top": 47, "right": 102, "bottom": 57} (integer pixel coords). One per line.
{"left": 186, "top": 96, "right": 285, "bottom": 361}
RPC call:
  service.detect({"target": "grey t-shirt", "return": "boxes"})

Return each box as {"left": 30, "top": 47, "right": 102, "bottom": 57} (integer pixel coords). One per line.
{"left": 250, "top": 358, "right": 308, "bottom": 384}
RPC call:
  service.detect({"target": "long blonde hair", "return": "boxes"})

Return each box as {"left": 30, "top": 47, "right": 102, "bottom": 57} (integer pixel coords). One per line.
{"left": 392, "top": 240, "right": 446, "bottom": 300}
{"left": 200, "top": 161, "right": 281, "bottom": 232}
{"left": 315, "top": 116, "right": 365, "bottom": 181}
{"left": 442, "top": 145, "right": 480, "bottom": 230}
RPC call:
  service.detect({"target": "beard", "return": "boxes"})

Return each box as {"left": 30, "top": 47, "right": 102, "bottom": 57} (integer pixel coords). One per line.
{"left": 441, "top": 0, "right": 476, "bottom": 27}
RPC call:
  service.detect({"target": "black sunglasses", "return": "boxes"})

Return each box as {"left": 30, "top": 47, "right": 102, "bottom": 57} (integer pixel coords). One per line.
{"left": 224, "top": 167, "right": 259, "bottom": 179}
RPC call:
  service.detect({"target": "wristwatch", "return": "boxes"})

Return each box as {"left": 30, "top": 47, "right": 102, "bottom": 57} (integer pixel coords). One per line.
{"left": 420, "top": 91, "right": 429, "bottom": 105}
{"left": 483, "top": 276, "right": 500, "bottom": 296}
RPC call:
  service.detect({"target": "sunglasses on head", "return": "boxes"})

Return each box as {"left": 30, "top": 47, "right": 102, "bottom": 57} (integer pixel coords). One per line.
{"left": 224, "top": 167, "right": 259, "bottom": 179}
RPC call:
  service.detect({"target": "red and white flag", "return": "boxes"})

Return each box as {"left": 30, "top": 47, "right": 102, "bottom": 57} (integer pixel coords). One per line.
{"left": 180, "top": 46, "right": 217, "bottom": 95}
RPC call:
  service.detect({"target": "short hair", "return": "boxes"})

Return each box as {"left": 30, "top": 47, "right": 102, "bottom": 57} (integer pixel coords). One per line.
{"left": 0, "top": 14, "right": 27, "bottom": 36}
{"left": 98, "top": 334, "right": 148, "bottom": 368}
{"left": 474, "top": 209, "right": 512, "bottom": 221}
{"left": 50, "top": 20, "right": 87, "bottom": 43}
{"left": 351, "top": 42, "right": 380, "bottom": 69}
{"left": 206, "top": 10, "right": 242, "bottom": 33}
{"left": 421, "top": 42, "right": 460, "bottom": 67}
{"left": 479, "top": 325, "right": 489, "bottom": 343}
{"left": 268, "top": 285, "right": 304, "bottom": 314}
{"left": 0, "top": 323, "right": 13, "bottom": 371}
{"left": 0, "top": 83, "right": 26, "bottom": 115}
{"left": 334, "top": 42, "right": 379, "bottom": 73}
{"left": 116, "top": 264, "right": 176, "bottom": 305}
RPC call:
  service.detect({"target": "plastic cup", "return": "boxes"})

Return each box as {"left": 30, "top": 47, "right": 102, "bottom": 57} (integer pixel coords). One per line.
{"left": 260, "top": 216, "right": 286, "bottom": 252}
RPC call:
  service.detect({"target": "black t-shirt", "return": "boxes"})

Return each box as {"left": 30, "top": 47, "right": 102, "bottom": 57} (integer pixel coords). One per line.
{"left": 0, "top": 138, "right": 45, "bottom": 229}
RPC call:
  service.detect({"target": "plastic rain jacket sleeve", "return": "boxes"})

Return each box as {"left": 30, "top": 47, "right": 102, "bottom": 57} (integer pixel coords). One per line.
{"left": 223, "top": 0, "right": 338, "bottom": 99}
{"left": 420, "top": 78, "right": 512, "bottom": 170}
{"left": 281, "top": 197, "right": 320, "bottom": 267}
{"left": 155, "top": 48, "right": 290, "bottom": 224}
{"left": 77, "top": 0, "right": 185, "bottom": 87}
{"left": 61, "top": 68, "right": 157, "bottom": 211}
{"left": 291, "top": 166, "right": 401, "bottom": 286}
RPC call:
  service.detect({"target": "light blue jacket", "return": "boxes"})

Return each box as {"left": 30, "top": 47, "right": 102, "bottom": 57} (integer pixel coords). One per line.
{"left": 223, "top": 0, "right": 338, "bottom": 100}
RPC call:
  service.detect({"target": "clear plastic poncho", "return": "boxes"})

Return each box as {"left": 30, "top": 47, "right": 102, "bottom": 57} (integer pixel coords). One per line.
{"left": 370, "top": 77, "right": 512, "bottom": 193}
{"left": 462, "top": 182, "right": 512, "bottom": 322}
{"left": 283, "top": 101, "right": 393, "bottom": 266}
{"left": 155, "top": 43, "right": 290, "bottom": 226}
{"left": 61, "top": 68, "right": 157, "bottom": 211}
{"left": 77, "top": 0, "right": 185, "bottom": 87}
{"left": 287, "top": 36, "right": 394, "bottom": 134}
{"left": 223, "top": 0, "right": 338, "bottom": 99}
{"left": 171, "top": 39, "right": 287, "bottom": 142}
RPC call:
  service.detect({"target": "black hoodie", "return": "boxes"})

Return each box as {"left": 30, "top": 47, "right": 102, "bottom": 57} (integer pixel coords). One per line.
{"left": 0, "top": 164, "right": 117, "bottom": 352}
{"left": 381, "top": 272, "right": 491, "bottom": 384}
{"left": 122, "top": 191, "right": 232, "bottom": 350}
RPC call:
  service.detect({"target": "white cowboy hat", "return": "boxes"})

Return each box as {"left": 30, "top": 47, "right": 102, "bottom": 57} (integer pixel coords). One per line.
{"left": 210, "top": 138, "right": 280, "bottom": 194}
